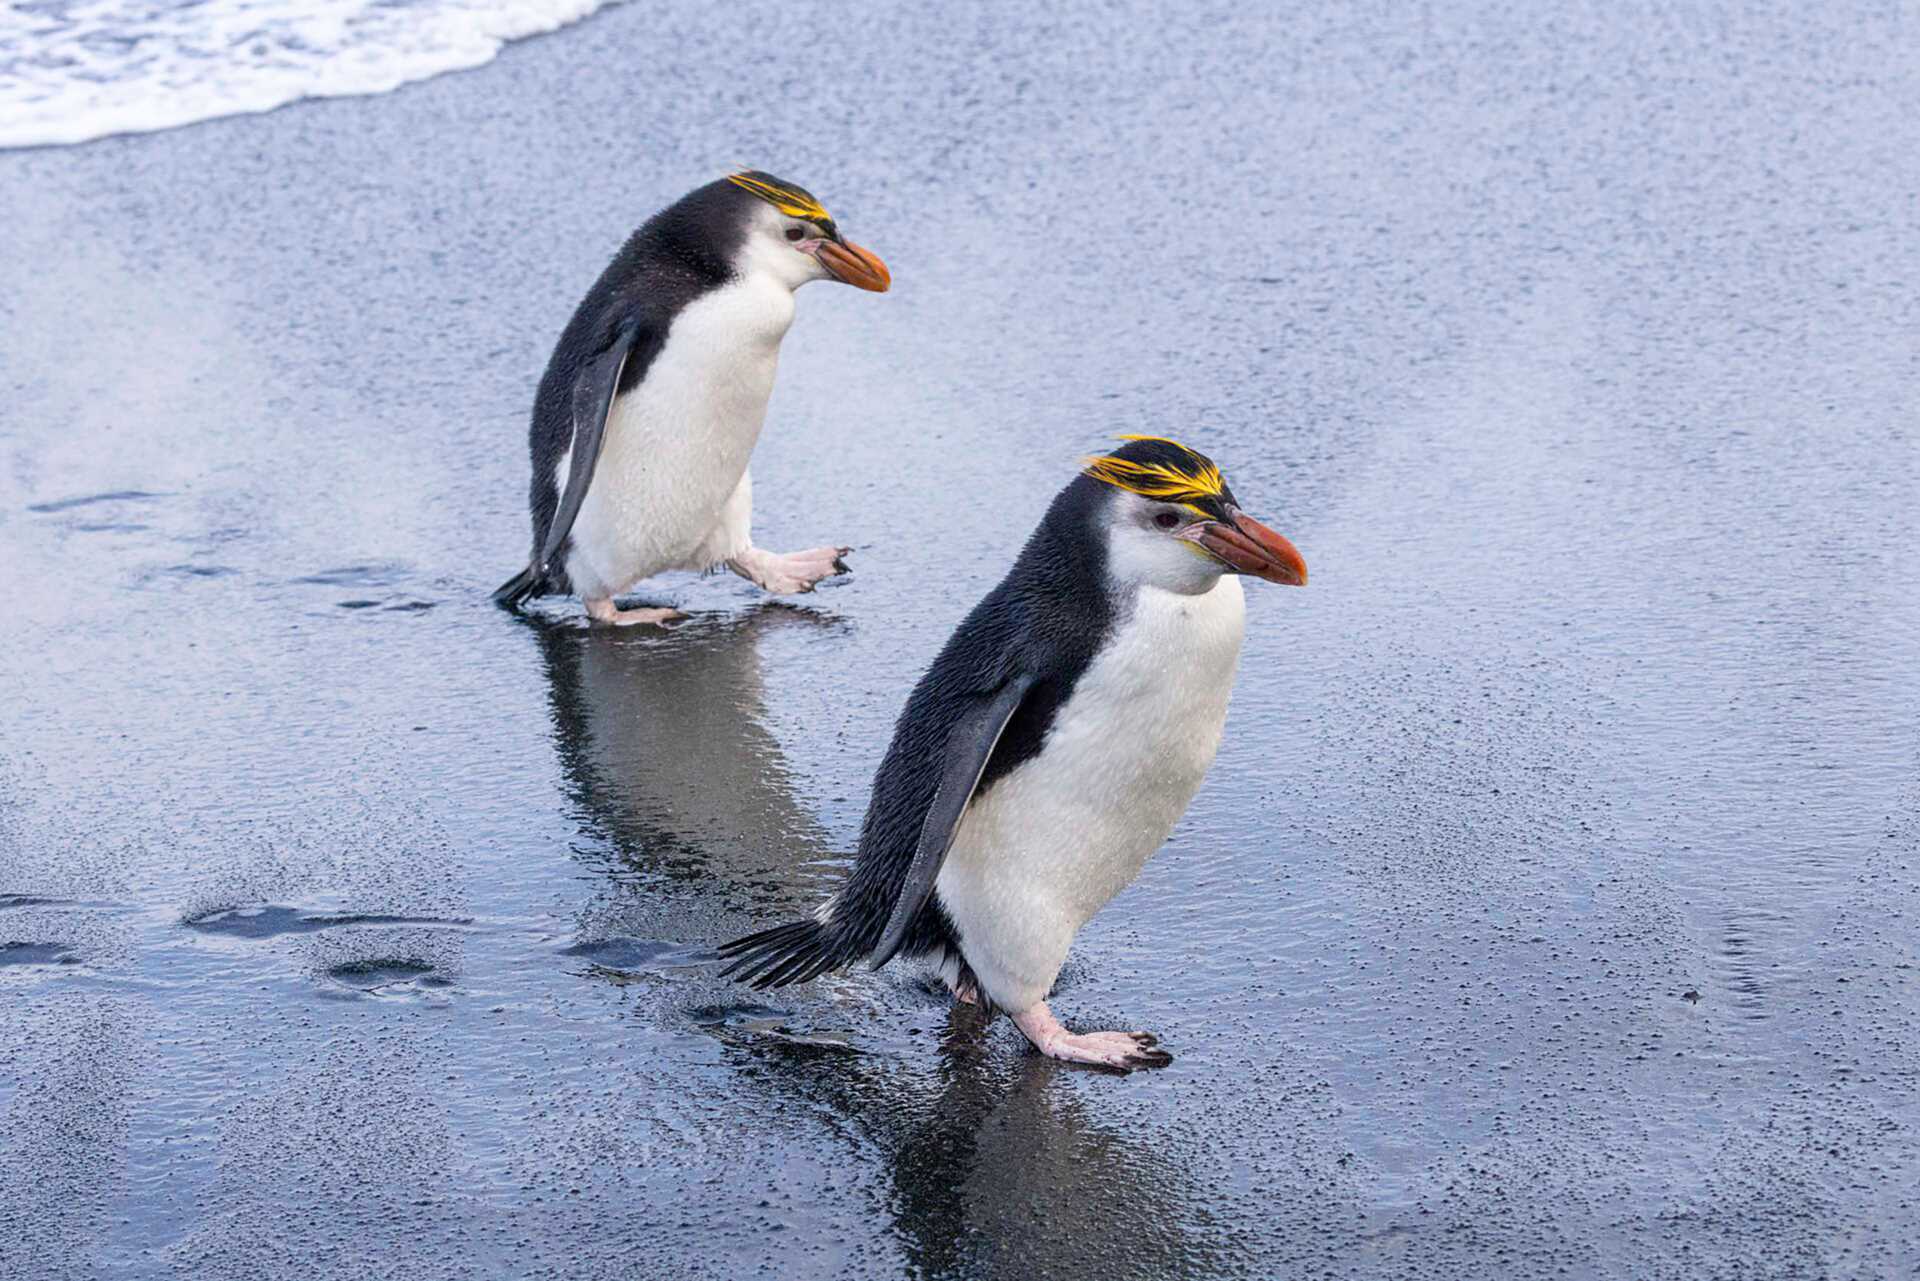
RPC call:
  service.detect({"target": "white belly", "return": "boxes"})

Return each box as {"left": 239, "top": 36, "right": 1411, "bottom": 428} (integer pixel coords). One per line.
{"left": 934, "top": 575, "right": 1247, "bottom": 1011}
{"left": 561, "top": 278, "right": 794, "bottom": 599}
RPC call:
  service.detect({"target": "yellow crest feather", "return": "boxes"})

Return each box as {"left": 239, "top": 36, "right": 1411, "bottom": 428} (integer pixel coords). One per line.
{"left": 1083, "top": 435, "right": 1226, "bottom": 504}
{"left": 726, "top": 171, "right": 832, "bottom": 223}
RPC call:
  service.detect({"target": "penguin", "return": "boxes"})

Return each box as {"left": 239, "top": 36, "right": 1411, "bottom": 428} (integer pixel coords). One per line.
{"left": 493, "top": 171, "right": 891, "bottom": 625}
{"left": 719, "top": 437, "right": 1308, "bottom": 1072}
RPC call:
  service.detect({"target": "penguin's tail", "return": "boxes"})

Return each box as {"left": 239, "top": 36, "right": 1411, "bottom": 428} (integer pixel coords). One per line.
{"left": 717, "top": 918, "right": 854, "bottom": 990}
{"left": 491, "top": 563, "right": 545, "bottom": 610}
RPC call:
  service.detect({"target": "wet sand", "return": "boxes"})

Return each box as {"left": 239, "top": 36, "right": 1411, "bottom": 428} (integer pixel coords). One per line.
{"left": 2, "top": 2, "right": 1917, "bottom": 1277}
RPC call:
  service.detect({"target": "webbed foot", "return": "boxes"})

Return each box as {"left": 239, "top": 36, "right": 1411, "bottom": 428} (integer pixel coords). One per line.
{"left": 1011, "top": 1001, "right": 1172, "bottom": 1074}
{"left": 727, "top": 546, "right": 851, "bottom": 595}
{"left": 584, "top": 599, "right": 685, "bottom": 627}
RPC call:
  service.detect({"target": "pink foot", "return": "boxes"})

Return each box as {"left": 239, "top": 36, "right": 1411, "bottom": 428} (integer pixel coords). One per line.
{"left": 727, "top": 546, "right": 851, "bottom": 595}
{"left": 1011, "top": 1001, "right": 1171, "bottom": 1074}
{"left": 584, "top": 599, "right": 684, "bottom": 627}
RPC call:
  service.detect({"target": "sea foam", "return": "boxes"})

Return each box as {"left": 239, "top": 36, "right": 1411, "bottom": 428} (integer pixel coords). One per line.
{"left": 0, "top": 0, "right": 612, "bottom": 149}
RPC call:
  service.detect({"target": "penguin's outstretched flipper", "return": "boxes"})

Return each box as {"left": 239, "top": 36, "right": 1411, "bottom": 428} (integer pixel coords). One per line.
{"left": 719, "top": 674, "right": 1033, "bottom": 987}
{"left": 867, "top": 676, "right": 1032, "bottom": 968}
{"left": 493, "top": 315, "right": 663, "bottom": 610}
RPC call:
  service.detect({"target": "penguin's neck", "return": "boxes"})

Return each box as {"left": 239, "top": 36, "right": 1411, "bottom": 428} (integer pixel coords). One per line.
{"left": 697, "top": 268, "right": 798, "bottom": 351}
{"left": 734, "top": 234, "right": 821, "bottom": 293}
{"left": 640, "top": 218, "right": 738, "bottom": 291}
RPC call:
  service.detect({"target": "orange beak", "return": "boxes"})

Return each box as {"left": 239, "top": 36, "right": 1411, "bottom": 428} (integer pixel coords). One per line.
{"left": 1191, "top": 506, "right": 1308, "bottom": 586}
{"left": 815, "top": 238, "right": 891, "bottom": 292}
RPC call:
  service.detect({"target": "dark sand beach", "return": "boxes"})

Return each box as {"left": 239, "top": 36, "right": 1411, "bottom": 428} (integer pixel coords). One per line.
{"left": 2, "top": 2, "right": 1917, "bottom": 1277}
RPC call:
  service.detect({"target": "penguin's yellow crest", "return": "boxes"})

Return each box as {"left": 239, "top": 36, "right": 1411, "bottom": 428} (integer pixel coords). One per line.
{"left": 1083, "top": 435, "right": 1227, "bottom": 508}
{"left": 727, "top": 170, "right": 833, "bottom": 223}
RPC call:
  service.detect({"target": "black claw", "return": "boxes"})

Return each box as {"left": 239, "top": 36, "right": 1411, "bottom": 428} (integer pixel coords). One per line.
{"left": 831, "top": 557, "right": 851, "bottom": 575}
{"left": 1132, "top": 1032, "right": 1159, "bottom": 1048}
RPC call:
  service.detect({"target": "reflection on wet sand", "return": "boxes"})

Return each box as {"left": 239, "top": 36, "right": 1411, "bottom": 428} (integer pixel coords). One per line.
{"left": 537, "top": 611, "right": 1216, "bottom": 1275}
{"left": 532, "top": 607, "right": 841, "bottom": 889}
{"left": 742, "top": 1008, "right": 1219, "bottom": 1280}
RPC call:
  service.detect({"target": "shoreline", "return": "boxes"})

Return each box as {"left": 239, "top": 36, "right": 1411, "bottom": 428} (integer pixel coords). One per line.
{"left": 0, "top": 0, "right": 621, "bottom": 151}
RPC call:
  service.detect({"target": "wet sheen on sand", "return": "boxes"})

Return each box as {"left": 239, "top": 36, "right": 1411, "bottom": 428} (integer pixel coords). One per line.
{"left": 2, "top": 3, "right": 1918, "bottom": 1278}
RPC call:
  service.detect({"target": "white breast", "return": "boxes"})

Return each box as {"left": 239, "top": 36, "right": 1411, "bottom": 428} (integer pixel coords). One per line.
{"left": 934, "top": 574, "right": 1247, "bottom": 1011}
{"left": 561, "top": 277, "right": 794, "bottom": 599}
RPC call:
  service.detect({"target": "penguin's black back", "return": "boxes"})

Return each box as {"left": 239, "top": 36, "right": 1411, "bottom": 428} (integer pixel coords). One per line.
{"left": 918, "top": 477, "right": 1121, "bottom": 799}
{"left": 518, "top": 179, "right": 763, "bottom": 590}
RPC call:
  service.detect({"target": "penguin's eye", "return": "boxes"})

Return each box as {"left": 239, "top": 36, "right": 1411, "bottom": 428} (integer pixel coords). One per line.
{"left": 784, "top": 227, "right": 806, "bottom": 242}
{"left": 1154, "top": 512, "right": 1181, "bottom": 530}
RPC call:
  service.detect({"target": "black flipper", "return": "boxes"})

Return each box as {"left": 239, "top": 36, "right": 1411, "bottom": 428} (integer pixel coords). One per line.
{"left": 492, "top": 318, "right": 655, "bottom": 608}
{"left": 717, "top": 675, "right": 1034, "bottom": 989}
{"left": 869, "top": 675, "right": 1032, "bottom": 968}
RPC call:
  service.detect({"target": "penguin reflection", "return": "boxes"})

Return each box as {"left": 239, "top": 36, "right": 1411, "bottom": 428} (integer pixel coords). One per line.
{"left": 738, "top": 1011, "right": 1213, "bottom": 1280}
{"left": 532, "top": 607, "right": 838, "bottom": 897}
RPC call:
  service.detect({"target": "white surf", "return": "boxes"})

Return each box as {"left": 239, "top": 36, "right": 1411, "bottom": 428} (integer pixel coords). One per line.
{"left": 0, "top": 0, "right": 614, "bottom": 149}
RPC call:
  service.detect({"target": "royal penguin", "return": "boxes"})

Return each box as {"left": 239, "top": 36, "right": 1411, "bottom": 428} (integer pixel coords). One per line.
{"left": 720, "top": 437, "right": 1308, "bottom": 1071}
{"left": 494, "top": 171, "right": 890, "bottom": 624}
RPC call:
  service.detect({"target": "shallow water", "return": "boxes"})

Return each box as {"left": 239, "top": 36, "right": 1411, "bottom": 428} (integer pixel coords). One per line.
{"left": 2, "top": 2, "right": 1917, "bottom": 1277}
{"left": 0, "top": 0, "right": 612, "bottom": 149}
